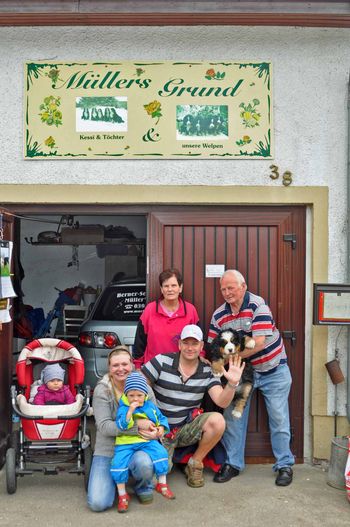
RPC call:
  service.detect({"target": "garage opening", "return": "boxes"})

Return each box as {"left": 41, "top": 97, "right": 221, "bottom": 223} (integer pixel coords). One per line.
{"left": 12, "top": 212, "right": 147, "bottom": 373}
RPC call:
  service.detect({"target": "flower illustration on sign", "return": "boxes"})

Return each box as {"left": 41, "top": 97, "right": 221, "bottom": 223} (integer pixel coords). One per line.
{"left": 205, "top": 68, "right": 225, "bottom": 80}
{"left": 45, "top": 136, "right": 56, "bottom": 148}
{"left": 135, "top": 67, "right": 145, "bottom": 77}
{"left": 39, "top": 96, "right": 62, "bottom": 127}
{"left": 236, "top": 135, "right": 252, "bottom": 146}
{"left": 46, "top": 68, "right": 61, "bottom": 86}
{"left": 144, "top": 100, "right": 162, "bottom": 124}
{"left": 239, "top": 99, "right": 261, "bottom": 128}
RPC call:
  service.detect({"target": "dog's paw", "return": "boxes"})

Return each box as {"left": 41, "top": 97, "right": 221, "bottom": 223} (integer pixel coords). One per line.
{"left": 232, "top": 409, "right": 243, "bottom": 419}
{"left": 245, "top": 339, "right": 256, "bottom": 349}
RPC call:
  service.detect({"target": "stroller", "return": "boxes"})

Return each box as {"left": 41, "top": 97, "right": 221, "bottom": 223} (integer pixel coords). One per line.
{"left": 6, "top": 338, "right": 92, "bottom": 494}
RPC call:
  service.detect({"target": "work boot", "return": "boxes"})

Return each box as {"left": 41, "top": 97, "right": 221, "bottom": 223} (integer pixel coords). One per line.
{"left": 185, "top": 457, "right": 204, "bottom": 488}
{"left": 213, "top": 463, "right": 239, "bottom": 483}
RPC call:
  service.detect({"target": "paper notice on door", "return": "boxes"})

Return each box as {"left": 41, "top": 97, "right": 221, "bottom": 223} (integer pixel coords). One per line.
{"left": 205, "top": 264, "right": 225, "bottom": 278}
{"left": 0, "top": 241, "right": 16, "bottom": 299}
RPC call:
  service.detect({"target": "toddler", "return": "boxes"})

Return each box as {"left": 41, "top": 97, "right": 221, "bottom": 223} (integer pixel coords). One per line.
{"left": 110, "top": 372, "right": 175, "bottom": 513}
{"left": 33, "top": 363, "right": 75, "bottom": 405}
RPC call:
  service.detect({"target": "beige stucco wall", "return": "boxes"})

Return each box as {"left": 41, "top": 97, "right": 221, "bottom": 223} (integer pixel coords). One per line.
{"left": 1, "top": 25, "right": 349, "bottom": 424}
{"left": 2, "top": 182, "right": 345, "bottom": 460}
{"left": 1, "top": 17, "right": 350, "bottom": 463}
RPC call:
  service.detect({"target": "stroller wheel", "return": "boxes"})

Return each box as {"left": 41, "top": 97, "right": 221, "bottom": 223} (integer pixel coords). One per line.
{"left": 9, "top": 430, "right": 20, "bottom": 456}
{"left": 83, "top": 443, "right": 92, "bottom": 491}
{"left": 6, "top": 448, "right": 17, "bottom": 494}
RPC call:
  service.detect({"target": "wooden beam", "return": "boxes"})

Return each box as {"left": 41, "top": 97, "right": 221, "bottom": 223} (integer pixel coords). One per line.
{"left": 0, "top": 12, "right": 349, "bottom": 27}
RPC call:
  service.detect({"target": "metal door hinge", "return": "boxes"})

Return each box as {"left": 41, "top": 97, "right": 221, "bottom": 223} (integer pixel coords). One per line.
{"left": 283, "top": 233, "right": 296, "bottom": 249}
{"left": 282, "top": 330, "right": 297, "bottom": 346}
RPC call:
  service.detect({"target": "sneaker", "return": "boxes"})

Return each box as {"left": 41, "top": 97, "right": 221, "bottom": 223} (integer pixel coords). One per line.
{"left": 137, "top": 493, "right": 153, "bottom": 505}
{"left": 117, "top": 493, "right": 130, "bottom": 513}
{"left": 184, "top": 457, "right": 204, "bottom": 488}
{"left": 155, "top": 482, "right": 176, "bottom": 499}
{"left": 275, "top": 467, "right": 293, "bottom": 487}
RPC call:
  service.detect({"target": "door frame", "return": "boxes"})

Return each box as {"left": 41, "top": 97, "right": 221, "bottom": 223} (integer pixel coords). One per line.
{"left": 0, "top": 183, "right": 329, "bottom": 461}
{"left": 149, "top": 205, "right": 306, "bottom": 461}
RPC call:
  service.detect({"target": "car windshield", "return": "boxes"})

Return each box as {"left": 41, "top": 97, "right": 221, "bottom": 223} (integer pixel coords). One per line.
{"left": 92, "top": 284, "right": 146, "bottom": 321}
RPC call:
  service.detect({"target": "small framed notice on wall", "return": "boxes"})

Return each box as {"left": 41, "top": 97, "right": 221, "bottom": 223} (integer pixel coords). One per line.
{"left": 313, "top": 283, "right": 350, "bottom": 325}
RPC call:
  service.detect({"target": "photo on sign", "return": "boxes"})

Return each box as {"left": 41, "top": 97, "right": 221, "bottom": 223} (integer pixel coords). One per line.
{"left": 176, "top": 104, "right": 229, "bottom": 140}
{"left": 75, "top": 96, "right": 128, "bottom": 132}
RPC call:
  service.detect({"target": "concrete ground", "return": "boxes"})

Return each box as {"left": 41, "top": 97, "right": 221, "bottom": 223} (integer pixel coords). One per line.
{"left": 0, "top": 463, "right": 349, "bottom": 527}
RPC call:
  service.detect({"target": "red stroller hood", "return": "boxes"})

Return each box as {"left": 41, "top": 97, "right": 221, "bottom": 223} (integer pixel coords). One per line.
{"left": 17, "top": 338, "right": 84, "bottom": 400}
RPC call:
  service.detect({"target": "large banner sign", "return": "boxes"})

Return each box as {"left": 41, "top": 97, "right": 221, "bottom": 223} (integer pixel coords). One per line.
{"left": 25, "top": 61, "right": 273, "bottom": 159}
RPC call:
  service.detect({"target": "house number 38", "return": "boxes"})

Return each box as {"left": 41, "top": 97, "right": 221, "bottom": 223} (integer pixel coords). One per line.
{"left": 269, "top": 165, "right": 293, "bottom": 186}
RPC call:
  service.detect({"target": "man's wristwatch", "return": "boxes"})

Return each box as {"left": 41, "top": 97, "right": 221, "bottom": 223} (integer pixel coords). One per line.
{"left": 227, "top": 381, "right": 240, "bottom": 389}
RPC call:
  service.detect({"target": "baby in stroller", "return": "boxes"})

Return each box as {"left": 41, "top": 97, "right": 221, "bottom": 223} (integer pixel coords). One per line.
{"left": 6, "top": 338, "right": 92, "bottom": 494}
{"left": 15, "top": 338, "right": 86, "bottom": 418}
{"left": 33, "top": 363, "right": 75, "bottom": 406}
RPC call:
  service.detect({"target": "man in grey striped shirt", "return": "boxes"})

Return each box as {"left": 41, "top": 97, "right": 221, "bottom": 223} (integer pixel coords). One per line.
{"left": 209, "top": 270, "right": 294, "bottom": 487}
{"left": 141, "top": 324, "right": 244, "bottom": 488}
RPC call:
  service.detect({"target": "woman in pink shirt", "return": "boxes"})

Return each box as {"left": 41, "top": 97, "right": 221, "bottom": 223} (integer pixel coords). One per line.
{"left": 133, "top": 268, "right": 200, "bottom": 369}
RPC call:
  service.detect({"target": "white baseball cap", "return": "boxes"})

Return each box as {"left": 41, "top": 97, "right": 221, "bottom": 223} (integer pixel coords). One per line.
{"left": 180, "top": 324, "right": 203, "bottom": 341}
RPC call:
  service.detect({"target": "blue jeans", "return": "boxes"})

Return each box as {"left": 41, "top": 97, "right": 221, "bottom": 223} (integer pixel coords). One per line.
{"left": 87, "top": 451, "right": 154, "bottom": 512}
{"left": 222, "top": 363, "right": 295, "bottom": 472}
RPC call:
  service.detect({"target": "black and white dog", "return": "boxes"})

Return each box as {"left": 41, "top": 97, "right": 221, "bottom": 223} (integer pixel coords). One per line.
{"left": 209, "top": 329, "right": 255, "bottom": 419}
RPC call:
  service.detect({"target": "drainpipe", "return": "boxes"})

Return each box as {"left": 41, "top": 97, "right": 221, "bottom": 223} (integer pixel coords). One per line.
{"left": 347, "top": 74, "right": 350, "bottom": 424}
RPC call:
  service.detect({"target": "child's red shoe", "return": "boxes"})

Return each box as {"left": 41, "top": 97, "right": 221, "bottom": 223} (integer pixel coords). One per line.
{"left": 117, "top": 493, "right": 130, "bottom": 513}
{"left": 155, "top": 483, "right": 176, "bottom": 499}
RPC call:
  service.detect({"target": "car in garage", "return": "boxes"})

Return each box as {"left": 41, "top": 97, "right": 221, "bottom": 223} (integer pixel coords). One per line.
{"left": 77, "top": 277, "right": 146, "bottom": 388}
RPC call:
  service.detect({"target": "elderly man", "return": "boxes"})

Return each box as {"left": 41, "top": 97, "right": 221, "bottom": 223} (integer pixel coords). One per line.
{"left": 141, "top": 324, "right": 244, "bottom": 488}
{"left": 208, "top": 269, "right": 294, "bottom": 487}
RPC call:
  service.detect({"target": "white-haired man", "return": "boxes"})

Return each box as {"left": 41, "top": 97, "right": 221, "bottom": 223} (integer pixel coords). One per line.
{"left": 208, "top": 270, "right": 294, "bottom": 487}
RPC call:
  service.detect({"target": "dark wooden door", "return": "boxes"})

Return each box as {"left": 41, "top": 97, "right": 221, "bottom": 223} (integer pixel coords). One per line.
{"left": 0, "top": 210, "right": 14, "bottom": 467}
{"left": 149, "top": 206, "right": 305, "bottom": 462}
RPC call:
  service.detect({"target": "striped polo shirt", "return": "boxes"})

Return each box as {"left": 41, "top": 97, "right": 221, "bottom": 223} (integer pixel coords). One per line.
{"left": 208, "top": 291, "right": 287, "bottom": 373}
{"left": 141, "top": 353, "right": 221, "bottom": 428}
